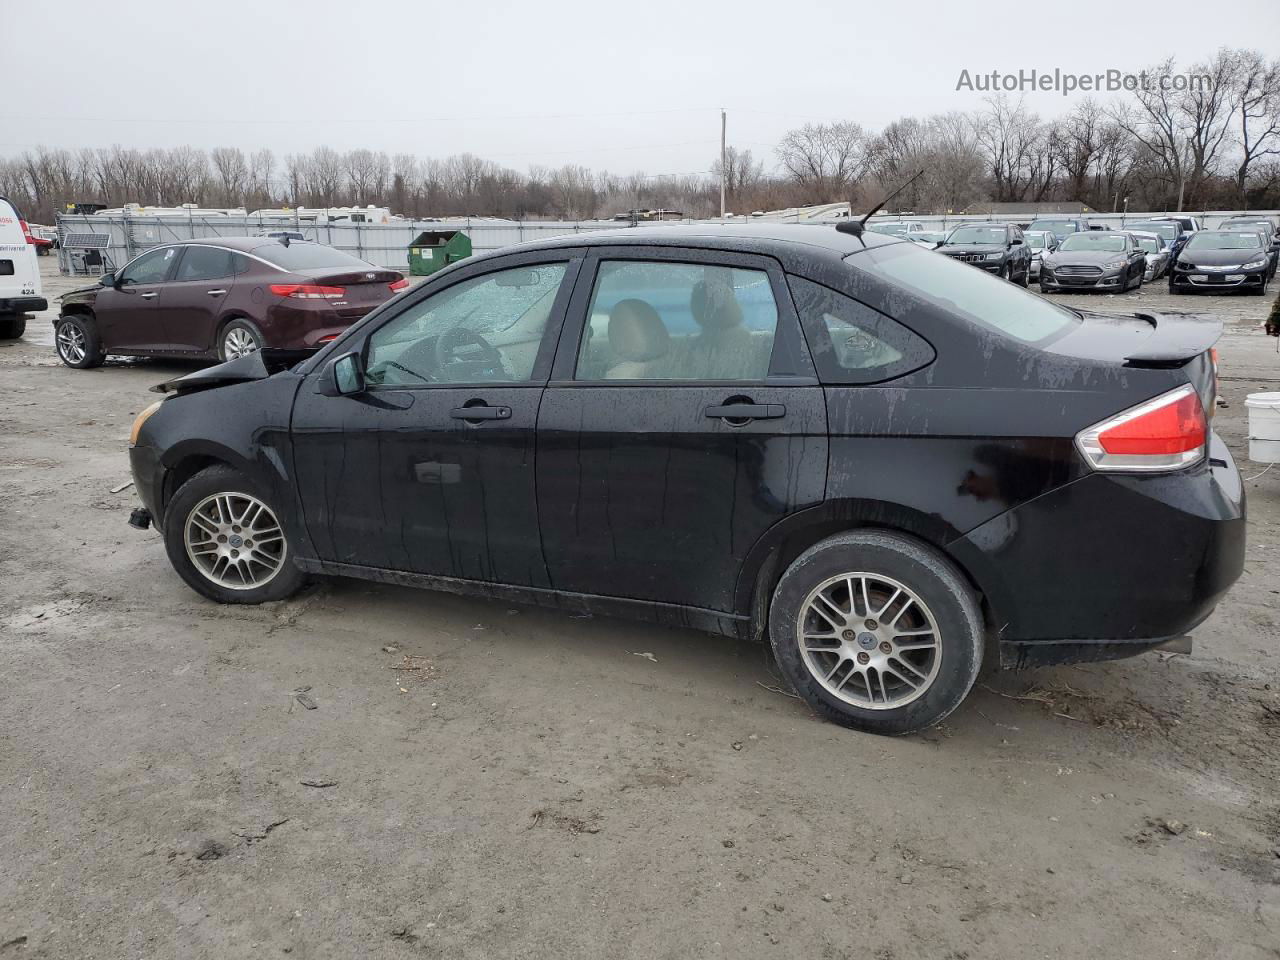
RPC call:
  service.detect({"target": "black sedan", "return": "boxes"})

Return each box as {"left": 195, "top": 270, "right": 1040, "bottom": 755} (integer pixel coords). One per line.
{"left": 1170, "top": 230, "right": 1273, "bottom": 295}
{"left": 936, "top": 223, "right": 1031, "bottom": 285}
{"left": 125, "top": 225, "right": 1243, "bottom": 736}
{"left": 1039, "top": 231, "right": 1147, "bottom": 293}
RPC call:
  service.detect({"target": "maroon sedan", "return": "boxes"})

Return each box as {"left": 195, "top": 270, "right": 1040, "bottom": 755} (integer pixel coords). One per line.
{"left": 54, "top": 237, "right": 407, "bottom": 368}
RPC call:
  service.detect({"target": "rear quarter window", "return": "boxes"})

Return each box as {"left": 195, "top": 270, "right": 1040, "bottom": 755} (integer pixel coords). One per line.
{"left": 788, "top": 275, "right": 934, "bottom": 384}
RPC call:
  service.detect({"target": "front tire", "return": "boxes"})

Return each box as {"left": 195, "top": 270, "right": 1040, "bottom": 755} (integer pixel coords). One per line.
{"left": 163, "top": 464, "right": 305, "bottom": 605}
{"left": 219, "top": 320, "right": 263, "bottom": 362}
{"left": 768, "top": 531, "right": 984, "bottom": 736}
{"left": 55, "top": 314, "right": 105, "bottom": 368}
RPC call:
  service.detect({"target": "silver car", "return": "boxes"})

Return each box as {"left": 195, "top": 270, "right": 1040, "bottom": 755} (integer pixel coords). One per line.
{"left": 1023, "top": 230, "right": 1058, "bottom": 281}
{"left": 1131, "top": 231, "right": 1170, "bottom": 281}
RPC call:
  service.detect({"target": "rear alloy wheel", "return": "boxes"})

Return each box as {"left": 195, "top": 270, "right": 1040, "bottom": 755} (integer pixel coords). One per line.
{"left": 164, "top": 464, "right": 305, "bottom": 604}
{"left": 769, "top": 531, "right": 984, "bottom": 735}
{"left": 220, "top": 321, "right": 262, "bottom": 361}
{"left": 55, "top": 315, "right": 105, "bottom": 368}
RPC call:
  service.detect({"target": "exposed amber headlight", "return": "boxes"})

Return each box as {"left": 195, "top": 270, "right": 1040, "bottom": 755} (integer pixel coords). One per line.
{"left": 129, "top": 400, "right": 163, "bottom": 446}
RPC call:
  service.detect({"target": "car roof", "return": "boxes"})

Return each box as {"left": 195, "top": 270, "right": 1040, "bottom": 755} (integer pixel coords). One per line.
{"left": 510, "top": 222, "right": 904, "bottom": 258}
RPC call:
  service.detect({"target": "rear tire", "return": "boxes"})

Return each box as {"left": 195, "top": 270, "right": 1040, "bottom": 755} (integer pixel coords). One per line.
{"left": 0, "top": 314, "right": 26, "bottom": 340}
{"left": 768, "top": 531, "right": 984, "bottom": 736}
{"left": 219, "top": 320, "right": 263, "bottom": 362}
{"left": 163, "top": 464, "right": 305, "bottom": 605}
{"left": 55, "top": 314, "right": 105, "bottom": 368}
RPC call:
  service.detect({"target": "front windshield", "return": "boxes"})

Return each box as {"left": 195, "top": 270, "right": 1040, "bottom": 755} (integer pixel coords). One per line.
{"left": 868, "top": 223, "right": 908, "bottom": 236}
{"left": 1128, "top": 221, "right": 1177, "bottom": 240}
{"left": 847, "top": 242, "right": 1078, "bottom": 345}
{"left": 1186, "top": 231, "right": 1263, "bottom": 251}
{"left": 1026, "top": 235, "right": 1046, "bottom": 250}
{"left": 1029, "top": 220, "right": 1075, "bottom": 233}
{"left": 947, "top": 226, "right": 1006, "bottom": 245}
{"left": 1136, "top": 237, "right": 1161, "bottom": 253}
{"left": 1059, "top": 233, "right": 1126, "bottom": 253}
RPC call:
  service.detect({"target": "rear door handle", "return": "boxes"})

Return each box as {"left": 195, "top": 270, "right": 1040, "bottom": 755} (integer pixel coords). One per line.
{"left": 139, "top": 292, "right": 158, "bottom": 299}
{"left": 704, "top": 403, "right": 785, "bottom": 420}
{"left": 450, "top": 405, "right": 511, "bottom": 421}
{"left": 206, "top": 288, "right": 227, "bottom": 296}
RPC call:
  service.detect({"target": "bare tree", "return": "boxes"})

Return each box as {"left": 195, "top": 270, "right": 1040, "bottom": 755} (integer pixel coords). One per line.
{"left": 1180, "top": 49, "right": 1239, "bottom": 207}
{"left": 776, "top": 121, "right": 869, "bottom": 202}
{"left": 1230, "top": 49, "right": 1280, "bottom": 205}
{"left": 211, "top": 147, "right": 249, "bottom": 207}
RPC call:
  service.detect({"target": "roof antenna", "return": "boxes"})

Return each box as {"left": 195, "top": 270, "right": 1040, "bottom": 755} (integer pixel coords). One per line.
{"left": 836, "top": 169, "right": 926, "bottom": 237}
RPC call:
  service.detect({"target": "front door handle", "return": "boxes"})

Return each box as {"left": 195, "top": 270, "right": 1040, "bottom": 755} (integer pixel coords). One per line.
{"left": 206, "top": 288, "right": 227, "bottom": 296}
{"left": 705, "top": 402, "right": 785, "bottom": 421}
{"left": 139, "top": 291, "right": 158, "bottom": 299}
{"left": 450, "top": 404, "right": 511, "bottom": 421}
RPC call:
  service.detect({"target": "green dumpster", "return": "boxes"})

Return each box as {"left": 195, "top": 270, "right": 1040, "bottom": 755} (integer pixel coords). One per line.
{"left": 408, "top": 230, "right": 472, "bottom": 276}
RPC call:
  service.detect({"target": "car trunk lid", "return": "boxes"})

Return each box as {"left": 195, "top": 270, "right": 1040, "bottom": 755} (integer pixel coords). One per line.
{"left": 291, "top": 266, "right": 400, "bottom": 318}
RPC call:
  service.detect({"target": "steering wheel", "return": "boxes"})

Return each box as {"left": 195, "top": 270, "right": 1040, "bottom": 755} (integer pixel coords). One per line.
{"left": 433, "top": 326, "right": 508, "bottom": 381}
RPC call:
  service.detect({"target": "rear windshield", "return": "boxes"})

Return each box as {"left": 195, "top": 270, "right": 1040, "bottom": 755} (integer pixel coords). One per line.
{"left": 1223, "top": 220, "right": 1272, "bottom": 233}
{"left": 846, "top": 243, "right": 1078, "bottom": 345}
{"left": 947, "top": 226, "right": 1006, "bottom": 244}
{"left": 1059, "top": 233, "right": 1126, "bottom": 252}
{"left": 252, "top": 241, "right": 373, "bottom": 270}
{"left": 1186, "top": 231, "right": 1263, "bottom": 250}
{"left": 1028, "top": 220, "right": 1077, "bottom": 233}
{"left": 1128, "top": 221, "right": 1178, "bottom": 240}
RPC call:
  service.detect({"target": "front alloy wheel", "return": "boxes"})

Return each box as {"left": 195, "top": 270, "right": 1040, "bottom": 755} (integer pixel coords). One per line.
{"left": 184, "top": 492, "right": 286, "bottom": 590}
{"left": 163, "top": 464, "right": 305, "bottom": 604}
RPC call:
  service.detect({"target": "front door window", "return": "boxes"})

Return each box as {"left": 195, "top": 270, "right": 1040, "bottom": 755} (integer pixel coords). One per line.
{"left": 365, "top": 263, "right": 568, "bottom": 386}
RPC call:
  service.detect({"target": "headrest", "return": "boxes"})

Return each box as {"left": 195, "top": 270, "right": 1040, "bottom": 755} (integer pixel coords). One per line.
{"left": 608, "top": 299, "right": 669, "bottom": 362}
{"left": 690, "top": 277, "right": 744, "bottom": 332}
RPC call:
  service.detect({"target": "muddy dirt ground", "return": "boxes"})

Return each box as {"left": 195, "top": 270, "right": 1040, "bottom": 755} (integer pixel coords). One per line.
{"left": 2, "top": 258, "right": 1280, "bottom": 959}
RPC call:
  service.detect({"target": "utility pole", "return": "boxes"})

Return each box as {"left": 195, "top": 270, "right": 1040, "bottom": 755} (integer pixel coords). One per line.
{"left": 720, "top": 108, "right": 727, "bottom": 219}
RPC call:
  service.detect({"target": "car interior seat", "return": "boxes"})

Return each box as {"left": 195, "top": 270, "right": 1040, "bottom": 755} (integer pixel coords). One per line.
{"left": 605, "top": 299, "right": 671, "bottom": 380}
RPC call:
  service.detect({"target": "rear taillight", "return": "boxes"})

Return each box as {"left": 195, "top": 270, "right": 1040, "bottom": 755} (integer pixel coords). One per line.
{"left": 388, "top": 278, "right": 409, "bottom": 292}
{"left": 269, "top": 283, "right": 345, "bottom": 299}
{"left": 1075, "top": 385, "right": 1206, "bottom": 472}
{"left": 317, "top": 334, "right": 338, "bottom": 343}
{"left": 18, "top": 220, "right": 33, "bottom": 244}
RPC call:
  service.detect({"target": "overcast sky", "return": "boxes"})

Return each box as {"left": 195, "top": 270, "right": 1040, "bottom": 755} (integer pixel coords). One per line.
{"left": 7, "top": 0, "right": 1280, "bottom": 176}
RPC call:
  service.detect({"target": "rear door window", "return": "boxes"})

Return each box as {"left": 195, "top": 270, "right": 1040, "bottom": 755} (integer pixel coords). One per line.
{"left": 174, "top": 246, "right": 235, "bottom": 282}
{"left": 574, "top": 260, "right": 778, "bottom": 381}
{"left": 788, "top": 276, "right": 934, "bottom": 384}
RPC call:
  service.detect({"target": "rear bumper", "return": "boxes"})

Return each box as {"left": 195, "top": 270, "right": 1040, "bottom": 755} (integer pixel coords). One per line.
{"left": 0, "top": 296, "right": 47, "bottom": 313}
{"left": 948, "top": 431, "right": 1245, "bottom": 664}
{"left": 261, "top": 301, "right": 378, "bottom": 349}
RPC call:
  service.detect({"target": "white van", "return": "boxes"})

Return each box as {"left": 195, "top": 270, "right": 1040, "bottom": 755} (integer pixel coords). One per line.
{"left": 0, "top": 196, "right": 46, "bottom": 339}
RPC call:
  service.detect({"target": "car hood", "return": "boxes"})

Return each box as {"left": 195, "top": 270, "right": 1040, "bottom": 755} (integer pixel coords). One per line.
{"left": 1045, "top": 250, "right": 1126, "bottom": 266}
{"left": 1044, "top": 310, "right": 1221, "bottom": 366}
{"left": 1178, "top": 248, "right": 1267, "bottom": 267}
{"left": 60, "top": 284, "right": 100, "bottom": 304}
{"left": 940, "top": 244, "right": 1004, "bottom": 255}
{"left": 150, "top": 349, "right": 312, "bottom": 396}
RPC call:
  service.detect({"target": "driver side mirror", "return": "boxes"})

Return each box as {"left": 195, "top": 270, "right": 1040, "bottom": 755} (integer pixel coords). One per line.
{"left": 319, "top": 351, "right": 365, "bottom": 397}
{"left": 99, "top": 272, "right": 117, "bottom": 287}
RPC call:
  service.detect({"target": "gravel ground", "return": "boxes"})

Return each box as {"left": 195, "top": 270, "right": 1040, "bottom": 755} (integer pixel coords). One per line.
{"left": 2, "top": 258, "right": 1280, "bottom": 959}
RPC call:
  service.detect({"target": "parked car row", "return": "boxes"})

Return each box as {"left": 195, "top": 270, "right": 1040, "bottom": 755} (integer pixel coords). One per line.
{"left": 895, "top": 213, "right": 1280, "bottom": 297}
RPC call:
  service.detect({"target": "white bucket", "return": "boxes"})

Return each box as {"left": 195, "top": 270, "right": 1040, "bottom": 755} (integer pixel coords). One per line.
{"left": 1245, "top": 392, "right": 1280, "bottom": 462}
